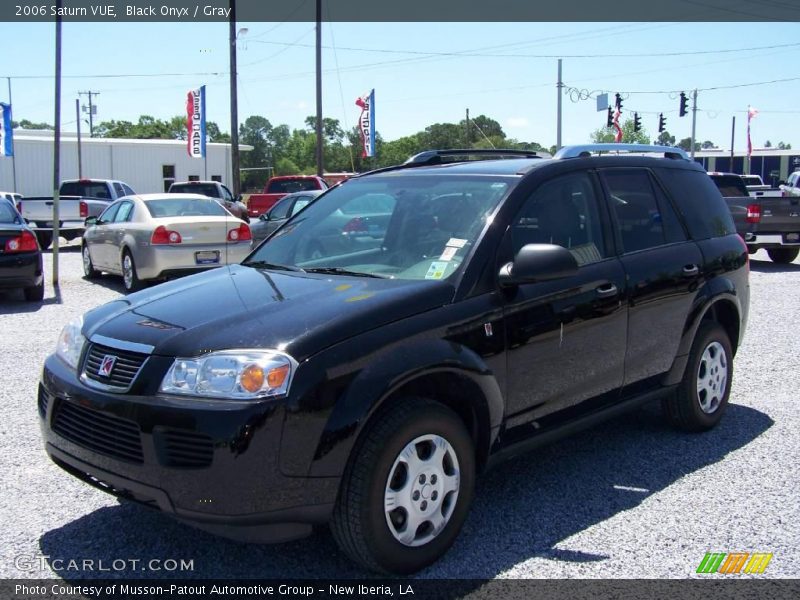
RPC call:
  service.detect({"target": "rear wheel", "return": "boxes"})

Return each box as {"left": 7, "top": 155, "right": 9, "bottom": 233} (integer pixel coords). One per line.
{"left": 331, "top": 397, "right": 475, "bottom": 574}
{"left": 121, "top": 249, "right": 143, "bottom": 292}
{"left": 663, "top": 322, "right": 733, "bottom": 432}
{"left": 36, "top": 231, "right": 52, "bottom": 251}
{"left": 766, "top": 248, "right": 799, "bottom": 264}
{"left": 82, "top": 244, "right": 100, "bottom": 279}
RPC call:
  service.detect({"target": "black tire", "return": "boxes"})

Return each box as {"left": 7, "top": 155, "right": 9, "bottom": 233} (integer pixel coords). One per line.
{"left": 36, "top": 231, "right": 52, "bottom": 251}
{"left": 121, "top": 249, "right": 143, "bottom": 292}
{"left": 663, "top": 321, "right": 733, "bottom": 432}
{"left": 82, "top": 243, "right": 100, "bottom": 279}
{"left": 331, "top": 397, "right": 475, "bottom": 575}
{"left": 23, "top": 280, "right": 44, "bottom": 302}
{"left": 766, "top": 248, "right": 799, "bottom": 264}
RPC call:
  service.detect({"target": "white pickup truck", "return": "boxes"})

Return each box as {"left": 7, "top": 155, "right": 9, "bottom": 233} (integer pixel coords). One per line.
{"left": 18, "top": 179, "right": 135, "bottom": 249}
{"left": 740, "top": 174, "right": 783, "bottom": 198}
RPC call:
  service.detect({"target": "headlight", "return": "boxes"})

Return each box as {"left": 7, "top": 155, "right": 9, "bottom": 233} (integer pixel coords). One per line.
{"left": 56, "top": 315, "right": 86, "bottom": 370}
{"left": 159, "top": 350, "right": 296, "bottom": 400}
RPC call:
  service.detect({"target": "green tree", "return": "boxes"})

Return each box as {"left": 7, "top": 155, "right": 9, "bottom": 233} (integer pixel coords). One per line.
{"left": 656, "top": 131, "right": 676, "bottom": 146}
{"left": 677, "top": 137, "right": 700, "bottom": 152}
{"left": 701, "top": 140, "right": 716, "bottom": 149}
{"left": 274, "top": 157, "right": 301, "bottom": 176}
{"left": 764, "top": 140, "right": 772, "bottom": 148}
{"left": 590, "top": 119, "right": 649, "bottom": 144}
{"left": 12, "top": 119, "right": 53, "bottom": 129}
{"left": 778, "top": 141, "right": 792, "bottom": 150}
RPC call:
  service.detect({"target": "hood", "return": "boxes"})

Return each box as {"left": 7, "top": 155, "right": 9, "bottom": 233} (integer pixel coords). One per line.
{"left": 84, "top": 265, "right": 454, "bottom": 361}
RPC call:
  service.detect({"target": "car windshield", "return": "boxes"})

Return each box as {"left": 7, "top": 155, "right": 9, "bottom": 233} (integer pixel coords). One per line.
{"left": 0, "top": 202, "right": 20, "bottom": 223}
{"left": 267, "top": 179, "right": 320, "bottom": 193}
{"left": 245, "top": 174, "right": 512, "bottom": 280}
{"left": 170, "top": 183, "right": 219, "bottom": 197}
{"left": 144, "top": 198, "right": 228, "bottom": 218}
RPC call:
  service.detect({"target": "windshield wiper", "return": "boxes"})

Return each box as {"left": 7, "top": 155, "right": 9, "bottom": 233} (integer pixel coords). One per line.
{"left": 304, "top": 267, "right": 388, "bottom": 278}
{"left": 242, "top": 260, "right": 305, "bottom": 272}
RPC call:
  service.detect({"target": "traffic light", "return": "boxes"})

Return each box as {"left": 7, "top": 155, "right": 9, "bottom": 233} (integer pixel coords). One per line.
{"left": 606, "top": 107, "right": 614, "bottom": 128}
{"left": 658, "top": 113, "right": 666, "bottom": 133}
{"left": 615, "top": 93, "right": 623, "bottom": 111}
{"left": 679, "top": 92, "right": 688, "bottom": 117}
{"left": 633, "top": 112, "right": 642, "bottom": 132}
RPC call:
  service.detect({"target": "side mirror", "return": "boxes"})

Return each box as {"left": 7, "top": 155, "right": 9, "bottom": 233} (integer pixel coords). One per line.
{"left": 236, "top": 194, "right": 243, "bottom": 202}
{"left": 259, "top": 213, "right": 269, "bottom": 221}
{"left": 498, "top": 244, "right": 578, "bottom": 286}
{"left": 85, "top": 216, "right": 98, "bottom": 226}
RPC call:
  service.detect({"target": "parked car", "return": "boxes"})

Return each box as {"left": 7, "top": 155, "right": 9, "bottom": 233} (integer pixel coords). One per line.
{"left": 167, "top": 181, "right": 249, "bottom": 222}
{"left": 1, "top": 191, "right": 23, "bottom": 208}
{"left": 781, "top": 171, "right": 800, "bottom": 198}
{"left": 40, "top": 145, "right": 748, "bottom": 574}
{"left": 0, "top": 200, "right": 43, "bottom": 301}
{"left": 247, "top": 175, "right": 329, "bottom": 218}
{"left": 18, "top": 179, "right": 135, "bottom": 250}
{"left": 708, "top": 171, "right": 800, "bottom": 264}
{"left": 81, "top": 193, "right": 252, "bottom": 292}
{"left": 251, "top": 190, "right": 322, "bottom": 244}
{"left": 738, "top": 174, "right": 782, "bottom": 197}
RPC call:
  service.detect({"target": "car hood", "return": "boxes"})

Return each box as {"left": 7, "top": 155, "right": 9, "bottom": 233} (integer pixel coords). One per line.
{"left": 84, "top": 265, "right": 455, "bottom": 360}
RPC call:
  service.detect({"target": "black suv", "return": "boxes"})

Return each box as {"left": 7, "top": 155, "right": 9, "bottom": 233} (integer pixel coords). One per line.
{"left": 39, "top": 145, "right": 749, "bottom": 574}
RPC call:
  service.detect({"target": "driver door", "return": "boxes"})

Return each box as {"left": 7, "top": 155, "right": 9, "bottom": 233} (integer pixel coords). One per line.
{"left": 87, "top": 202, "right": 120, "bottom": 269}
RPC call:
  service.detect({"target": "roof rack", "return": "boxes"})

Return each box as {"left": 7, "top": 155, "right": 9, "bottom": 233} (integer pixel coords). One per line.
{"left": 404, "top": 148, "right": 550, "bottom": 166}
{"left": 553, "top": 144, "right": 689, "bottom": 161}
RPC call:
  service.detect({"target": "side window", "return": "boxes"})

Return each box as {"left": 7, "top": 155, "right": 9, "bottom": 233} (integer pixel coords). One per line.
{"left": 114, "top": 202, "right": 134, "bottom": 222}
{"left": 512, "top": 172, "right": 606, "bottom": 266}
{"left": 220, "top": 185, "right": 233, "bottom": 201}
{"left": 122, "top": 184, "right": 135, "bottom": 196}
{"left": 656, "top": 168, "right": 736, "bottom": 239}
{"left": 99, "top": 203, "right": 120, "bottom": 223}
{"left": 602, "top": 169, "right": 669, "bottom": 253}
{"left": 269, "top": 197, "right": 294, "bottom": 220}
{"left": 291, "top": 196, "right": 312, "bottom": 216}
{"left": 113, "top": 182, "right": 125, "bottom": 197}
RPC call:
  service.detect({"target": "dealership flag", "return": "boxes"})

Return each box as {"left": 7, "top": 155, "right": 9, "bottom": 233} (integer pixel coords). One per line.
{"left": 355, "top": 89, "right": 375, "bottom": 158}
{"left": 186, "top": 86, "right": 206, "bottom": 159}
{"left": 746, "top": 106, "right": 759, "bottom": 157}
{"left": 0, "top": 103, "right": 13, "bottom": 157}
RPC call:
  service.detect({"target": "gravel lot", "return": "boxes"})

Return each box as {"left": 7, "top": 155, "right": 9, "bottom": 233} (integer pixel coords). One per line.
{"left": 0, "top": 241, "right": 797, "bottom": 580}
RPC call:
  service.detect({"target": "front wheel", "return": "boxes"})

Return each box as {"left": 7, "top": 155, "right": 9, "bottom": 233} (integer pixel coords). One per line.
{"left": 121, "top": 249, "right": 143, "bottom": 293}
{"left": 767, "top": 248, "right": 799, "bottom": 264}
{"left": 331, "top": 397, "right": 475, "bottom": 574}
{"left": 663, "top": 322, "right": 733, "bottom": 432}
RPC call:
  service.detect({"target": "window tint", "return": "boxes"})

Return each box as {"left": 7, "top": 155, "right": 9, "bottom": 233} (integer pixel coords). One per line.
{"left": 269, "top": 196, "right": 294, "bottom": 220}
{"left": 98, "top": 203, "right": 120, "bottom": 223}
{"left": 602, "top": 169, "right": 670, "bottom": 253}
{"left": 170, "top": 183, "right": 220, "bottom": 198}
{"left": 708, "top": 174, "right": 748, "bottom": 197}
{"left": 60, "top": 181, "right": 112, "bottom": 199}
{"left": 114, "top": 202, "right": 134, "bottom": 222}
{"left": 656, "top": 169, "right": 736, "bottom": 239}
{"left": 267, "top": 179, "right": 320, "bottom": 193}
{"left": 513, "top": 172, "right": 606, "bottom": 266}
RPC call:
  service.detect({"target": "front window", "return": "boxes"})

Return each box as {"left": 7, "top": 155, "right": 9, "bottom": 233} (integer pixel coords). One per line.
{"left": 246, "top": 174, "right": 512, "bottom": 280}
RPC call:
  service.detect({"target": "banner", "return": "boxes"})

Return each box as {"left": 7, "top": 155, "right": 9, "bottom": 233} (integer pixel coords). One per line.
{"left": 186, "top": 86, "right": 206, "bottom": 159}
{"left": 0, "top": 102, "right": 13, "bottom": 157}
{"left": 747, "top": 106, "right": 758, "bottom": 157}
{"left": 613, "top": 107, "right": 622, "bottom": 143}
{"left": 355, "top": 89, "right": 375, "bottom": 158}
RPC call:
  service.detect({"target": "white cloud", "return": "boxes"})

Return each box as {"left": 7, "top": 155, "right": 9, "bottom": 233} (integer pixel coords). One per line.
{"left": 506, "top": 117, "right": 530, "bottom": 129}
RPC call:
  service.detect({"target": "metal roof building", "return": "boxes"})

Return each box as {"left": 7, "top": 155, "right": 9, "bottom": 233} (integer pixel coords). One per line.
{"left": 0, "top": 129, "right": 251, "bottom": 196}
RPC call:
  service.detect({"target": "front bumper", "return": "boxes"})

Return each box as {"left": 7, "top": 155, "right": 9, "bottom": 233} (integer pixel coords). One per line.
{"left": 39, "top": 354, "right": 338, "bottom": 543}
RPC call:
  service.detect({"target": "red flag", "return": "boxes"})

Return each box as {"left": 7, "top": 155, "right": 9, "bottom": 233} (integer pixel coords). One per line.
{"left": 613, "top": 107, "right": 623, "bottom": 143}
{"left": 747, "top": 106, "right": 758, "bottom": 157}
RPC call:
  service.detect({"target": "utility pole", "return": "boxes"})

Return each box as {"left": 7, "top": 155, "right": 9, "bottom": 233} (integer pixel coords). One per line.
{"left": 465, "top": 108, "right": 470, "bottom": 146}
{"left": 730, "top": 115, "right": 735, "bottom": 166}
{"left": 53, "top": 2, "right": 62, "bottom": 287}
{"left": 7, "top": 77, "right": 17, "bottom": 193}
{"left": 76, "top": 98, "right": 82, "bottom": 178}
{"left": 556, "top": 59, "right": 563, "bottom": 150}
{"left": 690, "top": 89, "right": 698, "bottom": 160}
{"left": 314, "top": 0, "right": 323, "bottom": 177}
{"left": 228, "top": 0, "right": 241, "bottom": 196}
{"left": 78, "top": 90, "right": 99, "bottom": 137}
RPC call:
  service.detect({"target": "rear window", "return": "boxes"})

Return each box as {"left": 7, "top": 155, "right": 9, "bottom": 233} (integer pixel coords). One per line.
{"left": 740, "top": 175, "right": 762, "bottom": 186}
{"left": 708, "top": 175, "right": 748, "bottom": 198}
{"left": 655, "top": 169, "right": 736, "bottom": 240}
{"left": 169, "top": 183, "right": 220, "bottom": 198}
{"left": 0, "top": 202, "right": 20, "bottom": 223}
{"left": 60, "top": 181, "right": 112, "bottom": 199}
{"left": 144, "top": 198, "right": 228, "bottom": 218}
{"left": 267, "top": 179, "right": 321, "bottom": 193}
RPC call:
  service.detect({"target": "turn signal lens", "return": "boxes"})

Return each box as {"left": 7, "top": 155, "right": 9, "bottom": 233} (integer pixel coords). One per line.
{"left": 240, "top": 364, "right": 265, "bottom": 393}
{"left": 267, "top": 364, "right": 290, "bottom": 389}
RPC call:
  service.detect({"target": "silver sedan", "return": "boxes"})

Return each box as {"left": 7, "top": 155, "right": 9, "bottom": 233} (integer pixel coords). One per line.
{"left": 81, "top": 193, "right": 252, "bottom": 292}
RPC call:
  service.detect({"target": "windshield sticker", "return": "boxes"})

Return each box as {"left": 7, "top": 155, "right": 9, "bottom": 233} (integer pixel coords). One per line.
{"left": 446, "top": 238, "right": 467, "bottom": 248}
{"left": 425, "top": 261, "right": 448, "bottom": 280}
{"left": 440, "top": 246, "right": 458, "bottom": 261}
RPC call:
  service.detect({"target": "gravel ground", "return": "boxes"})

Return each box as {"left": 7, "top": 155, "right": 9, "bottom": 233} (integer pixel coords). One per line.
{"left": 0, "top": 241, "right": 797, "bottom": 580}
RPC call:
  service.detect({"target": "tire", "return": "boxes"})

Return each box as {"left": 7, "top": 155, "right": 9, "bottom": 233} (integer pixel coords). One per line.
{"left": 36, "top": 231, "right": 52, "bottom": 251}
{"left": 23, "top": 280, "right": 44, "bottom": 302}
{"left": 82, "top": 243, "right": 100, "bottom": 279}
{"left": 331, "top": 397, "right": 475, "bottom": 575}
{"left": 766, "top": 248, "right": 799, "bottom": 264}
{"left": 663, "top": 321, "right": 733, "bottom": 432}
{"left": 121, "top": 249, "right": 143, "bottom": 292}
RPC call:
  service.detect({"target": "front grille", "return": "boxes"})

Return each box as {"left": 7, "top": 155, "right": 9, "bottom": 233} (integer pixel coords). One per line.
{"left": 155, "top": 428, "right": 214, "bottom": 468}
{"left": 52, "top": 400, "right": 143, "bottom": 464}
{"left": 82, "top": 343, "right": 148, "bottom": 390}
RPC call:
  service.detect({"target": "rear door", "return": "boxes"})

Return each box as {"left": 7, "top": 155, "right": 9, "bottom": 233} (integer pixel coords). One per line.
{"left": 598, "top": 168, "right": 703, "bottom": 390}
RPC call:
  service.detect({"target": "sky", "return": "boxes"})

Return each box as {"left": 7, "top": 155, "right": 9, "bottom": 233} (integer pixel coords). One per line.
{"left": 1, "top": 20, "right": 799, "bottom": 151}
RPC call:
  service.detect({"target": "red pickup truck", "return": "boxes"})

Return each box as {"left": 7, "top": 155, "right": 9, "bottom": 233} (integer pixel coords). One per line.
{"left": 247, "top": 175, "right": 329, "bottom": 218}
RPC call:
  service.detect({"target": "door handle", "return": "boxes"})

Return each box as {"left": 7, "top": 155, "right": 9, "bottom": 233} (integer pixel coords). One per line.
{"left": 595, "top": 284, "right": 618, "bottom": 299}
{"left": 682, "top": 264, "right": 699, "bottom": 277}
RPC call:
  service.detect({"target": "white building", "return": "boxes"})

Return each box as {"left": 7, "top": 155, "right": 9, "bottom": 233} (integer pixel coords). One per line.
{"left": 0, "top": 129, "right": 251, "bottom": 196}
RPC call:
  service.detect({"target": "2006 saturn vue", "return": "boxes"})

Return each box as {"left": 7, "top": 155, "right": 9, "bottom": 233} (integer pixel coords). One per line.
{"left": 39, "top": 145, "right": 749, "bottom": 574}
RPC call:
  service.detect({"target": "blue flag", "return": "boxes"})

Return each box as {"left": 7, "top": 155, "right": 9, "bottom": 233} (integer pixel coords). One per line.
{"left": 0, "top": 103, "right": 13, "bottom": 157}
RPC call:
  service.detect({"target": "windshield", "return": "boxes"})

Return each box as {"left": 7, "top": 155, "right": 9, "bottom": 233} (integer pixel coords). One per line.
{"left": 144, "top": 197, "right": 228, "bottom": 218}
{"left": 246, "top": 174, "right": 512, "bottom": 280}
{"left": 170, "top": 183, "right": 220, "bottom": 197}
{"left": 267, "top": 179, "right": 320, "bottom": 193}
